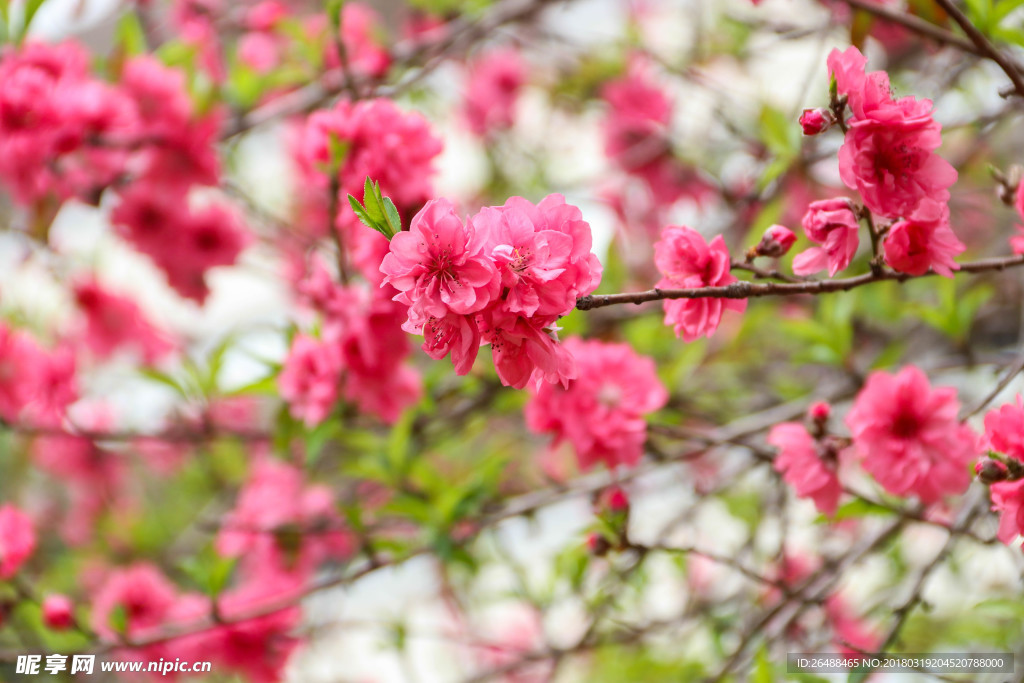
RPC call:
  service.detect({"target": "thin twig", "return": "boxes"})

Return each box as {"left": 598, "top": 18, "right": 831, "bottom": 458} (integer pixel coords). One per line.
{"left": 575, "top": 254, "right": 1024, "bottom": 310}
{"left": 933, "top": 0, "right": 1024, "bottom": 100}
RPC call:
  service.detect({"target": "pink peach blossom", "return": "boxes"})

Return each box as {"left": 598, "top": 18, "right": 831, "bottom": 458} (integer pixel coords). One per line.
{"left": 990, "top": 479, "right": 1024, "bottom": 545}
{"left": 383, "top": 198, "right": 500, "bottom": 321}
{"left": 42, "top": 594, "right": 74, "bottom": 630}
{"left": 654, "top": 226, "right": 746, "bottom": 341}
{"left": 793, "top": 198, "right": 861, "bottom": 276}
{"left": 846, "top": 366, "right": 978, "bottom": 504}
{"left": 479, "top": 310, "right": 576, "bottom": 390}
{"left": 0, "top": 505, "right": 35, "bottom": 579}
{"left": 73, "top": 278, "right": 176, "bottom": 363}
{"left": 985, "top": 396, "right": 1024, "bottom": 461}
{"left": 463, "top": 48, "right": 526, "bottom": 137}
{"left": 217, "top": 459, "right": 355, "bottom": 580}
{"left": 472, "top": 195, "right": 601, "bottom": 319}
{"left": 767, "top": 423, "right": 842, "bottom": 516}
{"left": 525, "top": 338, "right": 667, "bottom": 470}
{"left": 278, "top": 334, "right": 343, "bottom": 426}
{"left": 829, "top": 47, "right": 957, "bottom": 220}
{"left": 883, "top": 201, "right": 964, "bottom": 277}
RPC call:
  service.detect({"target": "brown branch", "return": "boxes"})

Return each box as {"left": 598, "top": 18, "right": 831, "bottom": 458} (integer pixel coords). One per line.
{"left": 221, "top": 0, "right": 565, "bottom": 138}
{"left": 575, "top": 254, "right": 1024, "bottom": 310}
{"left": 932, "top": 0, "right": 1024, "bottom": 100}
{"left": 835, "top": 0, "right": 981, "bottom": 56}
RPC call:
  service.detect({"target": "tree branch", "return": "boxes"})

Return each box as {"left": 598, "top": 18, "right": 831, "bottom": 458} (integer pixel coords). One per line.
{"left": 576, "top": 254, "right": 1024, "bottom": 310}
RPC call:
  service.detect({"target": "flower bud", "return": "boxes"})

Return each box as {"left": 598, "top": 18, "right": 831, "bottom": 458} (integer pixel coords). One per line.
{"left": 42, "top": 594, "right": 74, "bottom": 631}
{"left": 597, "top": 485, "right": 630, "bottom": 514}
{"left": 975, "top": 457, "right": 1009, "bottom": 484}
{"left": 799, "top": 108, "right": 833, "bottom": 136}
{"left": 754, "top": 225, "right": 797, "bottom": 258}
{"left": 809, "top": 401, "right": 831, "bottom": 422}
{"left": 586, "top": 532, "right": 610, "bottom": 556}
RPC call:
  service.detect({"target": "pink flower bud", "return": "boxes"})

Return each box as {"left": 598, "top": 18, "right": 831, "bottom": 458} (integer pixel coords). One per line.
{"left": 799, "top": 108, "right": 832, "bottom": 136}
{"left": 586, "top": 532, "right": 610, "bottom": 556}
{"left": 755, "top": 225, "right": 797, "bottom": 258}
{"left": 975, "top": 457, "right": 1009, "bottom": 485}
{"left": 42, "top": 594, "right": 74, "bottom": 631}
{"left": 809, "top": 401, "right": 831, "bottom": 422}
{"left": 597, "top": 485, "right": 630, "bottom": 514}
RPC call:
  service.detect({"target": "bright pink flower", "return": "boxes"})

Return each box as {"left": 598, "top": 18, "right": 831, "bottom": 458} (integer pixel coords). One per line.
{"left": 985, "top": 396, "right": 1024, "bottom": 461}
{"left": 204, "top": 574, "right": 302, "bottom": 683}
{"left": 1011, "top": 226, "right": 1024, "bottom": 255}
{"left": 601, "top": 59, "right": 712, "bottom": 206}
{"left": 825, "top": 594, "right": 882, "bottom": 656}
{"left": 830, "top": 47, "right": 957, "bottom": 220}
{"left": 989, "top": 479, "right": 1024, "bottom": 545}
{"left": 754, "top": 224, "right": 797, "bottom": 258}
{"left": 295, "top": 264, "right": 422, "bottom": 422}
{"left": 73, "top": 278, "right": 176, "bottom": 363}
{"left": 827, "top": 46, "right": 893, "bottom": 122}
{"left": 111, "top": 181, "right": 187, "bottom": 261}
{"left": 525, "top": 338, "right": 667, "bottom": 470}
{"left": 799, "top": 108, "right": 832, "bottom": 135}
{"left": 336, "top": 288, "right": 422, "bottom": 424}
{"left": 0, "top": 324, "right": 77, "bottom": 428}
{"left": 419, "top": 311, "right": 483, "bottom": 375}
{"left": 792, "top": 198, "right": 861, "bottom": 276}
{"left": 479, "top": 310, "right": 576, "bottom": 389}
{"left": 278, "top": 334, "right": 343, "bottom": 426}
{"left": 121, "top": 56, "right": 222, "bottom": 190}
{"left": 654, "top": 226, "right": 747, "bottom": 341}
{"left": 602, "top": 59, "right": 671, "bottom": 165}
{"left": 238, "top": 31, "right": 282, "bottom": 74}
{"left": 246, "top": 1, "right": 287, "bottom": 31}
{"left": 91, "top": 563, "right": 179, "bottom": 641}
{"left": 111, "top": 185, "right": 249, "bottom": 304}
{"left": 296, "top": 98, "right": 442, "bottom": 226}
{"left": 846, "top": 366, "right": 978, "bottom": 504}
{"left": 1011, "top": 181, "right": 1024, "bottom": 254}
{"left": 382, "top": 198, "right": 500, "bottom": 320}
{"left": 0, "top": 41, "right": 89, "bottom": 203}
{"left": 809, "top": 401, "right": 831, "bottom": 422}
{"left": 217, "top": 459, "right": 355, "bottom": 579}
{"left": 883, "top": 201, "right": 964, "bottom": 277}
{"left": 472, "top": 195, "right": 602, "bottom": 318}
{"left": 463, "top": 48, "right": 526, "bottom": 137}
{"left": 0, "top": 505, "right": 35, "bottom": 579}
{"left": 42, "top": 594, "right": 75, "bottom": 630}
{"left": 164, "top": 202, "right": 251, "bottom": 303}
{"left": 767, "top": 423, "right": 842, "bottom": 515}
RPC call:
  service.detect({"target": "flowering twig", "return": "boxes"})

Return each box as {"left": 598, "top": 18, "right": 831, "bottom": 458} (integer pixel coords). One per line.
{"left": 575, "top": 253, "right": 1024, "bottom": 310}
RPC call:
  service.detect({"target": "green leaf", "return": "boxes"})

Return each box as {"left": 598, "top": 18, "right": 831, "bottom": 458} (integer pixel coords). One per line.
{"left": 753, "top": 646, "right": 774, "bottom": 683}
{"left": 816, "top": 498, "right": 893, "bottom": 523}
{"left": 346, "top": 177, "right": 401, "bottom": 239}
{"left": 994, "top": 0, "right": 1024, "bottom": 22}
{"left": 139, "top": 368, "right": 187, "bottom": 397}
{"left": 21, "top": 0, "right": 46, "bottom": 38}
{"left": 382, "top": 196, "right": 402, "bottom": 236}
{"left": 108, "top": 604, "right": 128, "bottom": 634}
{"left": 116, "top": 12, "right": 148, "bottom": 55}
